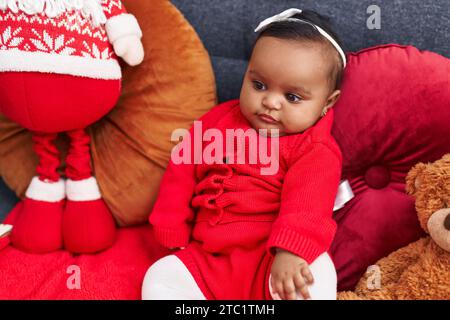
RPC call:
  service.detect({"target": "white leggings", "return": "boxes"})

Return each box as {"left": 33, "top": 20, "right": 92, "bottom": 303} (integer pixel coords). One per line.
{"left": 142, "top": 252, "right": 337, "bottom": 300}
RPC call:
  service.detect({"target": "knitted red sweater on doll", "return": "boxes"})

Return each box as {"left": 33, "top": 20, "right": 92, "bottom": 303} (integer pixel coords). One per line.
{"left": 0, "top": 0, "right": 144, "bottom": 254}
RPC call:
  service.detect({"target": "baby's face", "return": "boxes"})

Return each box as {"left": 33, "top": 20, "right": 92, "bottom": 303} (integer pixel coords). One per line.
{"left": 240, "top": 36, "right": 340, "bottom": 137}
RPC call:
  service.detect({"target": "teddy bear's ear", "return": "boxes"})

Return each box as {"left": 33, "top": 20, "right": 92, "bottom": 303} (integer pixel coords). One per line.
{"left": 405, "top": 162, "right": 427, "bottom": 196}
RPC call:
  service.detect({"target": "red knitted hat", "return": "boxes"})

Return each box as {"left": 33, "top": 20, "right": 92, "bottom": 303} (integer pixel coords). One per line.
{"left": 0, "top": 0, "right": 142, "bottom": 79}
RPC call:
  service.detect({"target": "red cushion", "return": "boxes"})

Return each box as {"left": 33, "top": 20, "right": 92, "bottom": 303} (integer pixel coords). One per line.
{"left": 0, "top": 203, "right": 169, "bottom": 299}
{"left": 330, "top": 44, "right": 450, "bottom": 290}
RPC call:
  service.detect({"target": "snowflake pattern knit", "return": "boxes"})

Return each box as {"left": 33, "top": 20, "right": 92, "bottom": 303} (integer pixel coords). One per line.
{"left": 0, "top": 0, "right": 142, "bottom": 79}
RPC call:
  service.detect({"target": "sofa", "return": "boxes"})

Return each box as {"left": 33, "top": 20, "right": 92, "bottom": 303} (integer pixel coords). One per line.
{"left": 0, "top": 0, "right": 449, "bottom": 298}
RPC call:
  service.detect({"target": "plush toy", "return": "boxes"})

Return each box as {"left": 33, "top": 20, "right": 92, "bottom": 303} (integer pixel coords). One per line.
{"left": 339, "top": 154, "right": 450, "bottom": 300}
{"left": 0, "top": 0, "right": 144, "bottom": 254}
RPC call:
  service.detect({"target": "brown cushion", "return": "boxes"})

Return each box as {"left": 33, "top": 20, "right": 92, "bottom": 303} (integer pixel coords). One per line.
{"left": 0, "top": 0, "right": 217, "bottom": 226}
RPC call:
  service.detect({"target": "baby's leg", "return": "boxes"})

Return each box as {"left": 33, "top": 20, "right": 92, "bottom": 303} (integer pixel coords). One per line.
{"left": 269, "top": 252, "right": 337, "bottom": 300}
{"left": 142, "top": 255, "right": 206, "bottom": 300}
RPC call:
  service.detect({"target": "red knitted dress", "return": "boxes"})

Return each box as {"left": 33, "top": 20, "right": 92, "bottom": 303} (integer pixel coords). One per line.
{"left": 150, "top": 100, "right": 342, "bottom": 299}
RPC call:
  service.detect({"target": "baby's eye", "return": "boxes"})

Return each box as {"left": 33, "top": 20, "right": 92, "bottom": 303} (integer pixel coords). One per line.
{"left": 252, "top": 80, "right": 266, "bottom": 91}
{"left": 285, "top": 93, "right": 302, "bottom": 103}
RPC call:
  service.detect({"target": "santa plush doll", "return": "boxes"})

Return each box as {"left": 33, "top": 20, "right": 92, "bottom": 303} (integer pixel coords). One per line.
{"left": 0, "top": 0, "right": 144, "bottom": 253}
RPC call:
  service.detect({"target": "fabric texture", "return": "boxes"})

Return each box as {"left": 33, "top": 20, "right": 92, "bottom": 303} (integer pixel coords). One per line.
{"left": 0, "top": 72, "right": 120, "bottom": 133}
{"left": 62, "top": 195, "right": 117, "bottom": 253}
{"left": 0, "top": 0, "right": 135, "bottom": 79}
{"left": 150, "top": 100, "right": 342, "bottom": 299}
{"left": 0, "top": 220, "right": 169, "bottom": 299}
{"left": 31, "top": 129, "right": 94, "bottom": 183}
{"left": 9, "top": 198, "right": 65, "bottom": 252}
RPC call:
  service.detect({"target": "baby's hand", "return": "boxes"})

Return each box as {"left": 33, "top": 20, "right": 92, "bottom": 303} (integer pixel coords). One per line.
{"left": 270, "top": 249, "right": 314, "bottom": 300}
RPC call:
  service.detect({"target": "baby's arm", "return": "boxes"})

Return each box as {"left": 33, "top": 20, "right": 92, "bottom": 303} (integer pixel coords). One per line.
{"left": 150, "top": 151, "right": 196, "bottom": 249}
{"left": 268, "top": 141, "right": 342, "bottom": 299}
{"left": 150, "top": 101, "right": 238, "bottom": 249}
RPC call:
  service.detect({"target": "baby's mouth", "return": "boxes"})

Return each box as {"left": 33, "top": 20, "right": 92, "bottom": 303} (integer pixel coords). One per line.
{"left": 258, "top": 113, "right": 278, "bottom": 124}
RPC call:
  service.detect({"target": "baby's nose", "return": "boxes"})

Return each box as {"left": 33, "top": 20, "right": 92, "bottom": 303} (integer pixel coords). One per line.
{"left": 262, "top": 96, "right": 282, "bottom": 110}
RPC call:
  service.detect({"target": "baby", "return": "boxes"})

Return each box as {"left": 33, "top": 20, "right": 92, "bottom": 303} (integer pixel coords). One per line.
{"left": 142, "top": 8, "right": 346, "bottom": 300}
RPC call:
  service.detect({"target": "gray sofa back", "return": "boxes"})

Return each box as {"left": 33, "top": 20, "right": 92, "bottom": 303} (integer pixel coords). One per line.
{"left": 172, "top": 0, "right": 450, "bottom": 102}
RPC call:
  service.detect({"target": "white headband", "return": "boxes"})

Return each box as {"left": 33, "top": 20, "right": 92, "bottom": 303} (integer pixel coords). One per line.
{"left": 254, "top": 8, "right": 347, "bottom": 68}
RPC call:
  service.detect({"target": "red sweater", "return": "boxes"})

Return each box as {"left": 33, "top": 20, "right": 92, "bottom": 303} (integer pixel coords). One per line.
{"left": 150, "top": 100, "right": 342, "bottom": 264}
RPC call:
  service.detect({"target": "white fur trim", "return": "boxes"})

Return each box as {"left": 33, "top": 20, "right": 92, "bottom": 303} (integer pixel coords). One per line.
{"left": 0, "top": 224, "right": 13, "bottom": 237}
{"left": 66, "top": 177, "right": 102, "bottom": 201}
{"left": 106, "top": 13, "right": 142, "bottom": 44}
{"left": 25, "top": 177, "right": 65, "bottom": 202}
{"left": 0, "top": 50, "right": 122, "bottom": 79}
{"left": 0, "top": 0, "right": 106, "bottom": 27}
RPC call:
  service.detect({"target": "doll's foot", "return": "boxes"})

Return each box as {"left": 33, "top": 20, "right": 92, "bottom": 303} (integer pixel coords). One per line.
{"left": 63, "top": 177, "right": 116, "bottom": 254}
{"left": 10, "top": 177, "right": 65, "bottom": 253}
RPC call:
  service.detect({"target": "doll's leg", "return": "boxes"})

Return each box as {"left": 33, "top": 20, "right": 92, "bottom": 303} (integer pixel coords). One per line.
{"left": 10, "top": 132, "right": 64, "bottom": 253}
{"left": 142, "top": 255, "right": 206, "bottom": 300}
{"left": 62, "top": 128, "right": 116, "bottom": 253}
{"left": 269, "top": 252, "right": 337, "bottom": 300}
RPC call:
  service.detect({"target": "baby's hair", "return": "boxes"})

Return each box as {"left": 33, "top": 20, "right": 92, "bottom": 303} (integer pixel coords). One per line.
{"left": 255, "top": 9, "right": 345, "bottom": 91}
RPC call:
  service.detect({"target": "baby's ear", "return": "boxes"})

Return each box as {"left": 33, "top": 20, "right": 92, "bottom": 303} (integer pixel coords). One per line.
{"left": 406, "top": 162, "right": 427, "bottom": 196}
{"left": 325, "top": 90, "right": 341, "bottom": 109}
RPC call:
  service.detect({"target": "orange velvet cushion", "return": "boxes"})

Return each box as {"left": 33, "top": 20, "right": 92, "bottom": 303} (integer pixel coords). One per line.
{"left": 0, "top": 0, "right": 217, "bottom": 226}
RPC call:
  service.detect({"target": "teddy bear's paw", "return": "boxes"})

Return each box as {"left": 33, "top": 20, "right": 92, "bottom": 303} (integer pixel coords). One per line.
{"left": 10, "top": 198, "right": 64, "bottom": 253}
{"left": 62, "top": 198, "right": 117, "bottom": 254}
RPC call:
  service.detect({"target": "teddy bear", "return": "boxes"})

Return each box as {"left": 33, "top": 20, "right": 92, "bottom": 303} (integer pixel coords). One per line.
{"left": 338, "top": 154, "right": 450, "bottom": 300}
{"left": 0, "top": 0, "right": 144, "bottom": 254}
